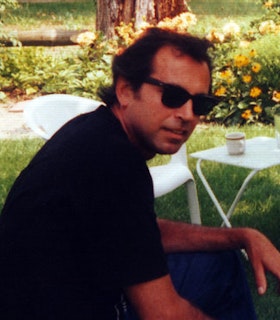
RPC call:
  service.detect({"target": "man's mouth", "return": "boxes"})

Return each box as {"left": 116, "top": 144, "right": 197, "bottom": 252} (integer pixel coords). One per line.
{"left": 165, "top": 127, "right": 186, "bottom": 136}
{"left": 171, "top": 129, "right": 185, "bottom": 135}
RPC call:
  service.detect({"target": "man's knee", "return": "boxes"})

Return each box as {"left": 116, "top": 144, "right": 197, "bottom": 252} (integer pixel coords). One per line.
{"left": 167, "top": 250, "right": 250, "bottom": 316}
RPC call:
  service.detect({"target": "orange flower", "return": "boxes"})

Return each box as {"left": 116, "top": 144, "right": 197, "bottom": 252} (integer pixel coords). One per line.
{"left": 242, "top": 109, "right": 252, "bottom": 120}
{"left": 214, "top": 86, "right": 227, "bottom": 96}
{"left": 253, "top": 105, "right": 262, "bottom": 113}
{"left": 234, "top": 54, "right": 250, "bottom": 68}
{"left": 242, "top": 75, "right": 252, "bottom": 83}
{"left": 250, "top": 87, "right": 262, "bottom": 98}
{"left": 272, "top": 90, "right": 280, "bottom": 102}
{"left": 252, "top": 63, "right": 261, "bottom": 73}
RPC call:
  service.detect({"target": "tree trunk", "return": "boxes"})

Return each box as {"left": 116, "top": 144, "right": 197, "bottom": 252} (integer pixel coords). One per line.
{"left": 155, "top": 0, "right": 187, "bottom": 21}
{"left": 96, "top": 0, "right": 188, "bottom": 38}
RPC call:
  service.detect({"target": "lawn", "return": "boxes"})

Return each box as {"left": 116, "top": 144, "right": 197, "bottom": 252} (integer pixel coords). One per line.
{"left": 2, "top": 0, "right": 280, "bottom": 318}
{"left": 1, "top": 124, "right": 279, "bottom": 319}
{"left": 3, "top": 1, "right": 96, "bottom": 31}
{"left": 3, "top": 0, "right": 265, "bottom": 32}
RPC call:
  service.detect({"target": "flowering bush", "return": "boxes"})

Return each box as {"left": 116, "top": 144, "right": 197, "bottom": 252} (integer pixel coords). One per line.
{"left": 210, "top": 47, "right": 280, "bottom": 125}
{"left": 110, "top": 5, "right": 280, "bottom": 125}
{"left": 202, "top": 1, "right": 280, "bottom": 125}
{"left": 2, "top": 0, "right": 280, "bottom": 127}
{"left": 114, "top": 12, "right": 197, "bottom": 47}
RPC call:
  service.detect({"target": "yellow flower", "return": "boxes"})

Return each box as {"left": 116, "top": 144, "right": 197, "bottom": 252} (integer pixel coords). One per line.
{"left": 206, "top": 29, "right": 225, "bottom": 43}
{"left": 215, "top": 86, "right": 227, "bottom": 96}
{"left": 220, "top": 69, "right": 232, "bottom": 78}
{"left": 250, "top": 87, "right": 262, "bottom": 98}
{"left": 242, "top": 75, "right": 252, "bottom": 83}
{"left": 157, "top": 12, "right": 197, "bottom": 33}
{"left": 259, "top": 20, "right": 276, "bottom": 34}
{"left": 252, "top": 63, "right": 261, "bottom": 73}
{"left": 253, "top": 105, "right": 262, "bottom": 113}
{"left": 223, "top": 22, "right": 240, "bottom": 37}
{"left": 272, "top": 90, "right": 280, "bottom": 102}
{"left": 242, "top": 109, "right": 252, "bottom": 120}
{"left": 76, "top": 31, "right": 97, "bottom": 46}
{"left": 234, "top": 54, "right": 250, "bottom": 68}
{"left": 264, "top": 1, "right": 273, "bottom": 8}
{"left": 219, "top": 69, "right": 234, "bottom": 84}
{"left": 249, "top": 49, "right": 257, "bottom": 57}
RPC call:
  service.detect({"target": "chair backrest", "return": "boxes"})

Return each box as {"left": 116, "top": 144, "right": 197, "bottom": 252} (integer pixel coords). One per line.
{"left": 169, "top": 144, "right": 188, "bottom": 166}
{"left": 24, "top": 94, "right": 101, "bottom": 139}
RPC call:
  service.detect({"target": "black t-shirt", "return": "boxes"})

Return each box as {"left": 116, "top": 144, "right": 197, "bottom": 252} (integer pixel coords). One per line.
{"left": 0, "top": 106, "right": 168, "bottom": 319}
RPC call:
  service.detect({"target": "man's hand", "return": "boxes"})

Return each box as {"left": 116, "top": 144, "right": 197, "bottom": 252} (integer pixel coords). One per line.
{"left": 243, "top": 229, "right": 280, "bottom": 295}
{"left": 158, "top": 219, "right": 280, "bottom": 296}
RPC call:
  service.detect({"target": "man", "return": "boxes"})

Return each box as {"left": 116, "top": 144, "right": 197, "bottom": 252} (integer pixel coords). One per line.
{"left": 0, "top": 28, "right": 279, "bottom": 319}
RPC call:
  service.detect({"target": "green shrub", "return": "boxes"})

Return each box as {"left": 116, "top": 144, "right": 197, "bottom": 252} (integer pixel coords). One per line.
{"left": 2, "top": 0, "right": 280, "bottom": 126}
{"left": 0, "top": 35, "right": 112, "bottom": 99}
{"left": 0, "top": 0, "right": 20, "bottom": 46}
{"left": 209, "top": 33, "right": 280, "bottom": 125}
{"left": 200, "top": 1, "right": 280, "bottom": 125}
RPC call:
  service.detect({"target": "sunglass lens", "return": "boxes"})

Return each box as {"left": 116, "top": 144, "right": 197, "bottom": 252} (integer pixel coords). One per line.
{"left": 193, "top": 96, "right": 219, "bottom": 116}
{"left": 162, "top": 86, "right": 190, "bottom": 108}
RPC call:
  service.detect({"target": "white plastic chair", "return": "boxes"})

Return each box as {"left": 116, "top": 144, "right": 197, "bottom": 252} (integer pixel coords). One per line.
{"left": 24, "top": 94, "right": 201, "bottom": 224}
{"left": 149, "top": 145, "right": 201, "bottom": 224}
{"left": 23, "top": 94, "right": 101, "bottom": 140}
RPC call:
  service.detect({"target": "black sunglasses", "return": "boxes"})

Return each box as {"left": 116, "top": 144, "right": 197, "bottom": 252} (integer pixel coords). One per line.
{"left": 144, "top": 77, "right": 219, "bottom": 116}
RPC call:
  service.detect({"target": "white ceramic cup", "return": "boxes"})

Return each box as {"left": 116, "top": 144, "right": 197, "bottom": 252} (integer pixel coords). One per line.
{"left": 225, "top": 132, "right": 246, "bottom": 155}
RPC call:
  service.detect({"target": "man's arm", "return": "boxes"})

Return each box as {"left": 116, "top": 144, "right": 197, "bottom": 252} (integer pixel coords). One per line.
{"left": 158, "top": 218, "right": 280, "bottom": 295}
{"left": 125, "top": 274, "right": 214, "bottom": 320}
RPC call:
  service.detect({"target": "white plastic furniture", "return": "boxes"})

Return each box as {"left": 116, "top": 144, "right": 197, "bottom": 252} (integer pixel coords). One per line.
{"left": 191, "top": 136, "right": 280, "bottom": 227}
{"left": 23, "top": 94, "right": 101, "bottom": 140}
{"left": 149, "top": 144, "right": 201, "bottom": 224}
{"left": 23, "top": 94, "right": 201, "bottom": 225}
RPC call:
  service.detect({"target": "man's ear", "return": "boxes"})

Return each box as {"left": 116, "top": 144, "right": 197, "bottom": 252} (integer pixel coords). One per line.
{"left": 115, "top": 77, "right": 133, "bottom": 107}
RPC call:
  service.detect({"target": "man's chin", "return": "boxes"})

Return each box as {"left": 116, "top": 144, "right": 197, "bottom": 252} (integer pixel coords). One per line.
{"left": 156, "top": 142, "right": 183, "bottom": 155}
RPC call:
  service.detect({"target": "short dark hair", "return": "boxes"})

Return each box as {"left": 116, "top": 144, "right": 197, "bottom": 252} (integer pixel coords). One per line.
{"left": 98, "top": 27, "right": 213, "bottom": 107}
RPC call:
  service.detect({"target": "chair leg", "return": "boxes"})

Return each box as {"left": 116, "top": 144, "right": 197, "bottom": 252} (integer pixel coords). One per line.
{"left": 185, "top": 180, "right": 201, "bottom": 225}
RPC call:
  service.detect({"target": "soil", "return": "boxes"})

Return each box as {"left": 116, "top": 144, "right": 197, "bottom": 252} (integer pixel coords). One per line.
{"left": 0, "top": 99, "right": 36, "bottom": 139}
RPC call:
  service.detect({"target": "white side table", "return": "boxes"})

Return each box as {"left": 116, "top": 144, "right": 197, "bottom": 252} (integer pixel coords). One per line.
{"left": 190, "top": 137, "right": 280, "bottom": 227}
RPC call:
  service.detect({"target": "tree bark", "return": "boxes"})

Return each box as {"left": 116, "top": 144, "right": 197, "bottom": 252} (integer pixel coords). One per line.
{"left": 96, "top": 0, "right": 120, "bottom": 39}
{"left": 155, "top": 0, "right": 187, "bottom": 21}
{"left": 96, "top": 0, "right": 188, "bottom": 38}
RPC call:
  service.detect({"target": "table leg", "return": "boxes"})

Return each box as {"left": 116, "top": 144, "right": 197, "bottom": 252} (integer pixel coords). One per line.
{"left": 196, "top": 159, "right": 259, "bottom": 227}
{"left": 196, "top": 159, "right": 232, "bottom": 227}
{"left": 225, "top": 169, "right": 259, "bottom": 223}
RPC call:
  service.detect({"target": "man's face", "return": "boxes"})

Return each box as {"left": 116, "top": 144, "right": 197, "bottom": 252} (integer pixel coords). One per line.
{"left": 115, "top": 46, "right": 211, "bottom": 159}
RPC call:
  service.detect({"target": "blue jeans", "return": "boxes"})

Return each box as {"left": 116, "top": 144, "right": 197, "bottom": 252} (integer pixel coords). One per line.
{"left": 124, "top": 250, "right": 257, "bottom": 319}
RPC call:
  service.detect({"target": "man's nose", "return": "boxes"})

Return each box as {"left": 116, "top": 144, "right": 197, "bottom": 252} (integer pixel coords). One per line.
{"left": 174, "top": 99, "right": 197, "bottom": 121}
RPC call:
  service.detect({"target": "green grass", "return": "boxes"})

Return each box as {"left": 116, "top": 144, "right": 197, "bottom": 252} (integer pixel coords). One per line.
{"left": 3, "top": 0, "right": 265, "bottom": 32}
{"left": 4, "top": 1, "right": 96, "bottom": 30}
{"left": 188, "top": 0, "right": 266, "bottom": 37}
{"left": 1, "top": 125, "right": 279, "bottom": 318}
{"left": 189, "top": 0, "right": 264, "bottom": 16}
{"left": 153, "top": 124, "right": 280, "bottom": 319}
{"left": 2, "top": 1, "right": 280, "bottom": 317}
{"left": 0, "top": 138, "right": 44, "bottom": 206}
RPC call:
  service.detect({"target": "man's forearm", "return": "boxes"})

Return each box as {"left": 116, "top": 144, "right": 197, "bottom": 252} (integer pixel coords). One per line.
{"left": 157, "top": 218, "right": 250, "bottom": 253}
